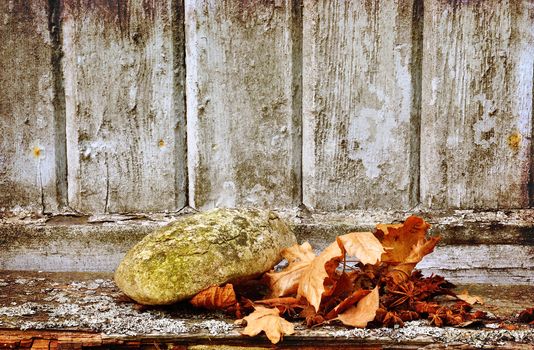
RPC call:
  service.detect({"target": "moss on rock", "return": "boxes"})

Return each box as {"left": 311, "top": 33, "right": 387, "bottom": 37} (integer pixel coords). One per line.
{"left": 114, "top": 208, "right": 296, "bottom": 305}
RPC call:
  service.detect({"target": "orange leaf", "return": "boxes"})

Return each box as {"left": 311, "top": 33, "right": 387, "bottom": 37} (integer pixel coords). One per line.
{"left": 190, "top": 284, "right": 237, "bottom": 310}
{"left": 336, "top": 286, "right": 380, "bottom": 328}
{"left": 377, "top": 216, "right": 430, "bottom": 263}
{"left": 377, "top": 216, "right": 439, "bottom": 283}
{"left": 325, "top": 288, "right": 371, "bottom": 320}
{"left": 265, "top": 242, "right": 316, "bottom": 297}
{"left": 237, "top": 306, "right": 295, "bottom": 344}
{"left": 388, "top": 236, "right": 440, "bottom": 283}
{"left": 338, "top": 231, "right": 385, "bottom": 265}
{"left": 297, "top": 242, "right": 343, "bottom": 312}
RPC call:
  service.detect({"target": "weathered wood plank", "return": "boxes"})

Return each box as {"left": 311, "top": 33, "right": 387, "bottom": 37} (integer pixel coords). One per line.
{"left": 185, "top": 0, "right": 302, "bottom": 210}
{"left": 0, "top": 1, "right": 66, "bottom": 213}
{"left": 3, "top": 209, "right": 533, "bottom": 282}
{"left": 418, "top": 245, "right": 534, "bottom": 285}
{"left": 302, "top": 1, "right": 422, "bottom": 210}
{"left": 62, "top": 0, "right": 186, "bottom": 213}
{"left": 420, "top": 1, "right": 534, "bottom": 209}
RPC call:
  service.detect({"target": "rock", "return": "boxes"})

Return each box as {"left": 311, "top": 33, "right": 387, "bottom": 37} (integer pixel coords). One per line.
{"left": 114, "top": 208, "right": 296, "bottom": 305}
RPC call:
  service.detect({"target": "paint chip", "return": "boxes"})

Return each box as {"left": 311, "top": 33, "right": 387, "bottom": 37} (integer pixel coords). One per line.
{"left": 32, "top": 146, "right": 41, "bottom": 158}
{"left": 507, "top": 133, "right": 521, "bottom": 151}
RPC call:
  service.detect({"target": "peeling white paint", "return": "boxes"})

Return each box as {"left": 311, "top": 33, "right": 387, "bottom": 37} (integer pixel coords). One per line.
{"left": 244, "top": 183, "right": 276, "bottom": 207}
{"left": 347, "top": 107, "right": 382, "bottom": 179}
{"left": 421, "top": 1, "right": 532, "bottom": 209}
{"left": 514, "top": 23, "right": 534, "bottom": 141}
{"left": 430, "top": 77, "right": 440, "bottom": 106}
{"left": 302, "top": 1, "right": 418, "bottom": 210}
{"left": 394, "top": 44, "right": 412, "bottom": 123}
{"left": 215, "top": 181, "right": 236, "bottom": 208}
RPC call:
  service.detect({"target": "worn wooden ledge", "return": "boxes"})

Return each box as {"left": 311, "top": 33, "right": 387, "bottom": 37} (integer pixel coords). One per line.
{"left": 0, "top": 209, "right": 533, "bottom": 285}
{"left": 0, "top": 271, "right": 533, "bottom": 349}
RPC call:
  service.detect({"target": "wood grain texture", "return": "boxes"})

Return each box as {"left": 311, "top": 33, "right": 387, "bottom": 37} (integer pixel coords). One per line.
{"left": 420, "top": 0, "right": 534, "bottom": 209}
{"left": 302, "top": 0, "right": 422, "bottom": 210}
{"left": 0, "top": 1, "right": 66, "bottom": 213}
{"left": 62, "top": 0, "right": 186, "bottom": 213}
{"left": 185, "top": 0, "right": 302, "bottom": 210}
{"left": 418, "top": 244, "right": 534, "bottom": 285}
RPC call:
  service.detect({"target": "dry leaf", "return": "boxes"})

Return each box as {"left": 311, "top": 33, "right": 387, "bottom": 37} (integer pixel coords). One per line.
{"left": 268, "top": 233, "right": 382, "bottom": 312}
{"left": 238, "top": 306, "right": 295, "bottom": 344}
{"left": 336, "top": 286, "right": 379, "bottom": 328}
{"left": 518, "top": 307, "right": 534, "bottom": 324}
{"left": 190, "top": 284, "right": 237, "bottom": 310}
{"left": 337, "top": 231, "right": 385, "bottom": 265}
{"left": 265, "top": 242, "right": 316, "bottom": 297}
{"left": 456, "top": 290, "right": 484, "bottom": 305}
{"left": 377, "top": 216, "right": 439, "bottom": 283}
{"left": 325, "top": 288, "right": 371, "bottom": 320}
{"left": 378, "top": 216, "right": 431, "bottom": 263}
{"left": 255, "top": 297, "right": 304, "bottom": 315}
{"left": 388, "top": 236, "right": 440, "bottom": 283}
{"left": 297, "top": 242, "right": 343, "bottom": 312}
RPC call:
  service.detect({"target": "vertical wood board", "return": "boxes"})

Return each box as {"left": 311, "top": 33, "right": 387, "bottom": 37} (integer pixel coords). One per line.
{"left": 0, "top": 1, "right": 65, "bottom": 213}
{"left": 420, "top": 0, "right": 534, "bottom": 209}
{"left": 185, "top": 0, "right": 302, "bottom": 210}
{"left": 62, "top": 0, "right": 186, "bottom": 213}
{"left": 302, "top": 1, "right": 422, "bottom": 210}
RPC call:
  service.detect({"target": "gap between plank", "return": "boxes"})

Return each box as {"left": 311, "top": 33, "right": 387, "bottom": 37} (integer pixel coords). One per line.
{"left": 48, "top": 0, "right": 68, "bottom": 212}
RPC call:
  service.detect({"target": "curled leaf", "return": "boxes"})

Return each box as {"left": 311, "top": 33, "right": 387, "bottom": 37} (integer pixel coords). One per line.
{"left": 336, "top": 286, "right": 379, "bottom": 328}
{"left": 265, "top": 242, "right": 316, "bottom": 297}
{"left": 237, "top": 306, "right": 295, "bottom": 344}
{"left": 325, "top": 288, "right": 371, "bottom": 320}
{"left": 377, "top": 216, "right": 440, "bottom": 283}
{"left": 388, "top": 236, "right": 440, "bottom": 283}
{"left": 297, "top": 242, "right": 343, "bottom": 312}
{"left": 190, "top": 284, "right": 237, "bottom": 310}
{"left": 337, "top": 231, "right": 385, "bottom": 265}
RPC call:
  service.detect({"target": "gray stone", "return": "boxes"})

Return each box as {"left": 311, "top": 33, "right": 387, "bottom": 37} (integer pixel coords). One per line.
{"left": 114, "top": 208, "right": 296, "bottom": 305}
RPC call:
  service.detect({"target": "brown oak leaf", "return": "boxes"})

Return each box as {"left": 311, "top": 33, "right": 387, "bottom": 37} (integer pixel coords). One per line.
{"left": 236, "top": 306, "right": 295, "bottom": 344}
{"left": 265, "top": 242, "right": 316, "bottom": 297}
{"left": 336, "top": 286, "right": 380, "bottom": 328}
{"left": 190, "top": 284, "right": 237, "bottom": 310}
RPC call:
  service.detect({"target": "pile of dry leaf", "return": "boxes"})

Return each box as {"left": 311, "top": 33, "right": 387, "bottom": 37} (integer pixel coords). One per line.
{"left": 189, "top": 216, "right": 492, "bottom": 344}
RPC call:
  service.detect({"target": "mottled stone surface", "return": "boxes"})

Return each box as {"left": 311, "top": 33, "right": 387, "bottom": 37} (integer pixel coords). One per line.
{"left": 114, "top": 208, "right": 296, "bottom": 305}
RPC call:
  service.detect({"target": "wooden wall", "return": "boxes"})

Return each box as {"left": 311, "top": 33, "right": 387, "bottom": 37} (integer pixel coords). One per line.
{"left": 1, "top": 0, "right": 533, "bottom": 214}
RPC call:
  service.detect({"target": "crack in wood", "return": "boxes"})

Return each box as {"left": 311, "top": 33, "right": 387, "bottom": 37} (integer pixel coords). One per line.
{"left": 411, "top": 0, "right": 423, "bottom": 207}
{"left": 530, "top": 57, "right": 534, "bottom": 207}
{"left": 48, "top": 0, "right": 68, "bottom": 212}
